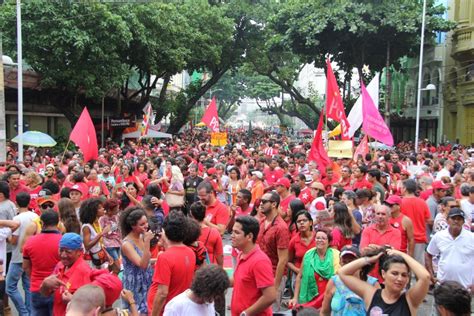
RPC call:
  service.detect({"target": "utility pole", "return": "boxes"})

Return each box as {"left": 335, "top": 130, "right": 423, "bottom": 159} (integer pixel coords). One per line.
{"left": 0, "top": 34, "right": 6, "bottom": 162}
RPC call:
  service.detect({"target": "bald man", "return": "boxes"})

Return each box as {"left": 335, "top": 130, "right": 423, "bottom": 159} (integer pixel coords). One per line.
{"left": 66, "top": 285, "right": 105, "bottom": 316}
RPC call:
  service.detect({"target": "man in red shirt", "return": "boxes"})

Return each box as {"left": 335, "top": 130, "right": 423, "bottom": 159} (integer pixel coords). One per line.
{"left": 23, "top": 209, "right": 62, "bottom": 315}
{"left": 231, "top": 216, "right": 276, "bottom": 316}
{"left": 275, "top": 178, "right": 295, "bottom": 223}
{"left": 197, "top": 181, "right": 229, "bottom": 235}
{"left": 321, "top": 167, "right": 339, "bottom": 194}
{"left": 148, "top": 212, "right": 196, "bottom": 316}
{"left": 385, "top": 195, "right": 415, "bottom": 257}
{"left": 40, "top": 233, "right": 95, "bottom": 316}
{"left": 337, "top": 166, "right": 352, "bottom": 190}
{"left": 263, "top": 158, "right": 284, "bottom": 186}
{"left": 257, "top": 191, "right": 290, "bottom": 312}
{"left": 296, "top": 174, "right": 314, "bottom": 206}
{"left": 7, "top": 171, "right": 28, "bottom": 204}
{"left": 352, "top": 165, "right": 373, "bottom": 191}
{"left": 360, "top": 204, "right": 402, "bottom": 252}
{"left": 400, "top": 179, "right": 432, "bottom": 265}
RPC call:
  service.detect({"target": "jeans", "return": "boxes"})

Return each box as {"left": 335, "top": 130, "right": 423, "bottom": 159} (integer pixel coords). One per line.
{"left": 31, "top": 292, "right": 53, "bottom": 316}
{"left": 106, "top": 247, "right": 121, "bottom": 261}
{"left": 6, "top": 262, "right": 31, "bottom": 316}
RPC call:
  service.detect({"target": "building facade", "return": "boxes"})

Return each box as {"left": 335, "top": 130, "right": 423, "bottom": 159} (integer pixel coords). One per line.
{"left": 442, "top": 0, "right": 474, "bottom": 145}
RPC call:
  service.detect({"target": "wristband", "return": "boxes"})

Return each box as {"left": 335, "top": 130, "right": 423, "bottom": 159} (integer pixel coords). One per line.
{"left": 129, "top": 301, "right": 136, "bottom": 305}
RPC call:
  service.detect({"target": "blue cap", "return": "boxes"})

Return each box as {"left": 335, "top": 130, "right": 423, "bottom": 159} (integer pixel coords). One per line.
{"left": 59, "top": 233, "right": 83, "bottom": 250}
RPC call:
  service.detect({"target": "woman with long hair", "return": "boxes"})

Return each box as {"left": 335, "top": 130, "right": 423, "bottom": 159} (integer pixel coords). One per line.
{"left": 228, "top": 167, "right": 243, "bottom": 207}
{"left": 289, "top": 229, "right": 340, "bottom": 310}
{"left": 163, "top": 165, "right": 185, "bottom": 212}
{"left": 117, "top": 164, "right": 144, "bottom": 192}
{"left": 79, "top": 198, "right": 112, "bottom": 268}
{"left": 120, "top": 206, "right": 154, "bottom": 315}
{"left": 288, "top": 199, "right": 307, "bottom": 238}
{"left": 134, "top": 162, "right": 149, "bottom": 184}
{"left": 24, "top": 171, "right": 43, "bottom": 213}
{"left": 320, "top": 245, "right": 380, "bottom": 316}
{"left": 330, "top": 202, "right": 361, "bottom": 250}
{"left": 341, "top": 190, "right": 363, "bottom": 247}
{"left": 58, "top": 198, "right": 81, "bottom": 234}
{"left": 356, "top": 189, "right": 376, "bottom": 226}
{"left": 339, "top": 248, "right": 430, "bottom": 315}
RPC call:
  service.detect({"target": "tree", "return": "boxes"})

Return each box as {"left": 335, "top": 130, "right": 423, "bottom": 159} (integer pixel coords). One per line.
{"left": 0, "top": 1, "right": 132, "bottom": 124}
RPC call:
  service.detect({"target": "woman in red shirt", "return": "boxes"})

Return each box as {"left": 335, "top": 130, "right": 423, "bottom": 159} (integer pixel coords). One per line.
{"left": 288, "top": 210, "right": 316, "bottom": 284}
{"left": 116, "top": 164, "right": 144, "bottom": 193}
{"left": 330, "top": 203, "right": 361, "bottom": 250}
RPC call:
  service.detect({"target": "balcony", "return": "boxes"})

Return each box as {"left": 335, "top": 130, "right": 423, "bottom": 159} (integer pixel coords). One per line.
{"left": 404, "top": 105, "right": 440, "bottom": 119}
{"left": 452, "top": 26, "right": 474, "bottom": 59}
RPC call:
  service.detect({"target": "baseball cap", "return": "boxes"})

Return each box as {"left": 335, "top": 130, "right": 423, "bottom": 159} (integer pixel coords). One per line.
{"left": 207, "top": 168, "right": 217, "bottom": 176}
{"left": 91, "top": 271, "right": 122, "bottom": 307}
{"left": 252, "top": 171, "right": 263, "bottom": 179}
{"left": 37, "top": 189, "right": 56, "bottom": 206}
{"left": 448, "top": 207, "right": 465, "bottom": 219}
{"left": 385, "top": 195, "right": 402, "bottom": 206}
{"left": 59, "top": 233, "right": 83, "bottom": 250}
{"left": 340, "top": 245, "right": 361, "bottom": 258}
{"left": 70, "top": 184, "right": 83, "bottom": 194}
{"left": 275, "top": 178, "right": 290, "bottom": 189}
{"left": 432, "top": 181, "right": 449, "bottom": 190}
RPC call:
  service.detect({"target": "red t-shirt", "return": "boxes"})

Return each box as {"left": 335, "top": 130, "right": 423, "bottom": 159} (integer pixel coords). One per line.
{"left": 199, "top": 226, "right": 223, "bottom": 264}
{"left": 263, "top": 168, "right": 284, "bottom": 186}
{"left": 231, "top": 245, "right": 274, "bottom": 316}
{"left": 352, "top": 178, "right": 373, "bottom": 191}
{"left": 22, "top": 230, "right": 61, "bottom": 292}
{"left": 86, "top": 179, "right": 110, "bottom": 198}
{"left": 280, "top": 194, "right": 296, "bottom": 223}
{"left": 331, "top": 227, "right": 352, "bottom": 251}
{"left": 389, "top": 215, "right": 408, "bottom": 253}
{"left": 9, "top": 184, "right": 28, "bottom": 204}
{"left": 400, "top": 196, "right": 431, "bottom": 243}
{"left": 52, "top": 257, "right": 95, "bottom": 316}
{"left": 288, "top": 233, "right": 316, "bottom": 269}
{"left": 419, "top": 189, "right": 432, "bottom": 201}
{"left": 257, "top": 216, "right": 290, "bottom": 273}
{"left": 147, "top": 246, "right": 196, "bottom": 315}
{"left": 205, "top": 200, "right": 229, "bottom": 226}
{"left": 27, "top": 185, "right": 42, "bottom": 213}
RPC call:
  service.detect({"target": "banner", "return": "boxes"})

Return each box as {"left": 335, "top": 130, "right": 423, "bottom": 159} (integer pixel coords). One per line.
{"left": 210, "top": 132, "right": 227, "bottom": 146}
{"left": 141, "top": 102, "right": 154, "bottom": 137}
{"left": 327, "top": 140, "right": 353, "bottom": 158}
{"left": 70, "top": 107, "right": 98, "bottom": 162}
{"left": 308, "top": 112, "right": 331, "bottom": 171}
{"left": 326, "top": 59, "right": 351, "bottom": 139}
{"left": 353, "top": 135, "right": 369, "bottom": 161}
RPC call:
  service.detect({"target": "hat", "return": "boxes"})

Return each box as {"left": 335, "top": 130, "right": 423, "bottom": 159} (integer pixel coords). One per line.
{"left": 37, "top": 189, "right": 56, "bottom": 206}
{"left": 91, "top": 271, "right": 122, "bottom": 307}
{"left": 252, "top": 171, "right": 263, "bottom": 179}
{"left": 70, "top": 184, "right": 83, "bottom": 194}
{"left": 275, "top": 178, "right": 290, "bottom": 189}
{"left": 448, "top": 207, "right": 465, "bottom": 219}
{"left": 59, "top": 233, "right": 83, "bottom": 250}
{"left": 304, "top": 175, "right": 313, "bottom": 185}
{"left": 385, "top": 195, "right": 402, "bottom": 206}
{"left": 46, "top": 164, "right": 55, "bottom": 170}
{"left": 207, "top": 168, "right": 217, "bottom": 176}
{"left": 311, "top": 182, "right": 325, "bottom": 191}
{"left": 340, "top": 245, "right": 361, "bottom": 258}
{"left": 432, "top": 181, "right": 449, "bottom": 190}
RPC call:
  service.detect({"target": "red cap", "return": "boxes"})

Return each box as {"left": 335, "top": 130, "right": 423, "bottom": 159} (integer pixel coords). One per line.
{"left": 432, "top": 181, "right": 449, "bottom": 190}
{"left": 207, "top": 168, "right": 216, "bottom": 175}
{"left": 275, "top": 177, "right": 291, "bottom": 189}
{"left": 90, "top": 271, "right": 122, "bottom": 307}
{"left": 385, "top": 195, "right": 402, "bottom": 205}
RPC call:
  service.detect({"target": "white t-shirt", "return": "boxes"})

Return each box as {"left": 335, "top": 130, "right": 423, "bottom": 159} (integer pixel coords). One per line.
{"left": 0, "top": 227, "right": 12, "bottom": 276}
{"left": 427, "top": 228, "right": 474, "bottom": 289}
{"left": 11, "top": 211, "right": 38, "bottom": 263}
{"left": 163, "top": 290, "right": 215, "bottom": 316}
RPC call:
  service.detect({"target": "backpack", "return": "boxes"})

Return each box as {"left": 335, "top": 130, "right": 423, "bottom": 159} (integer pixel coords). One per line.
{"left": 189, "top": 230, "right": 211, "bottom": 266}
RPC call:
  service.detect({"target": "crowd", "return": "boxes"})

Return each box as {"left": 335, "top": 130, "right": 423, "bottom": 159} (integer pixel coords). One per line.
{"left": 0, "top": 129, "right": 472, "bottom": 316}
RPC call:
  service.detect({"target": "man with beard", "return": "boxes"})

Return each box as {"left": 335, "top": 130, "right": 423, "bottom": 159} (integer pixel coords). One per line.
{"left": 197, "top": 181, "right": 229, "bottom": 236}
{"left": 426, "top": 208, "right": 474, "bottom": 289}
{"left": 98, "top": 165, "right": 115, "bottom": 191}
{"left": 44, "top": 164, "right": 56, "bottom": 182}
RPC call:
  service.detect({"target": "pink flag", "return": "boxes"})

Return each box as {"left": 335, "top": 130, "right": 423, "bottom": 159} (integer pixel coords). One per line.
{"left": 353, "top": 135, "right": 369, "bottom": 161}
{"left": 201, "top": 97, "right": 220, "bottom": 132}
{"left": 361, "top": 82, "right": 394, "bottom": 146}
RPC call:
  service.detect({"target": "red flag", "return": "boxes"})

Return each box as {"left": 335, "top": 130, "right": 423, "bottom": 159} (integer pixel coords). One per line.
{"left": 70, "top": 107, "right": 98, "bottom": 162}
{"left": 326, "top": 59, "right": 351, "bottom": 139}
{"left": 201, "top": 97, "right": 220, "bottom": 132}
{"left": 353, "top": 135, "right": 369, "bottom": 161}
{"left": 308, "top": 112, "right": 331, "bottom": 170}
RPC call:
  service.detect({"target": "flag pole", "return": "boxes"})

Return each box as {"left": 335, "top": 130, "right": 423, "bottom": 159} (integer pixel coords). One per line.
{"left": 60, "top": 139, "right": 71, "bottom": 164}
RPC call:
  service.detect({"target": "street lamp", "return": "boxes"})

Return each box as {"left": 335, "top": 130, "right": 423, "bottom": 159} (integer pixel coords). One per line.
{"left": 16, "top": 0, "right": 23, "bottom": 162}
{"left": 414, "top": 0, "right": 428, "bottom": 154}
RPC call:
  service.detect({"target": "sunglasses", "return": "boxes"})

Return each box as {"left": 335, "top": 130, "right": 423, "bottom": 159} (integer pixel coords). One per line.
{"left": 41, "top": 203, "right": 54, "bottom": 209}
{"left": 260, "top": 199, "right": 274, "bottom": 204}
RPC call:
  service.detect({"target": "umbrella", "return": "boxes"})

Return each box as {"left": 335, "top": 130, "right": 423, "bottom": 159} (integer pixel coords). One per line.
{"left": 11, "top": 131, "right": 57, "bottom": 147}
{"left": 369, "top": 141, "right": 393, "bottom": 150}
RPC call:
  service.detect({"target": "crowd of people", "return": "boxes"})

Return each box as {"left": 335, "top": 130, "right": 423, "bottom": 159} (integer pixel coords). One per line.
{"left": 0, "top": 130, "right": 472, "bottom": 316}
